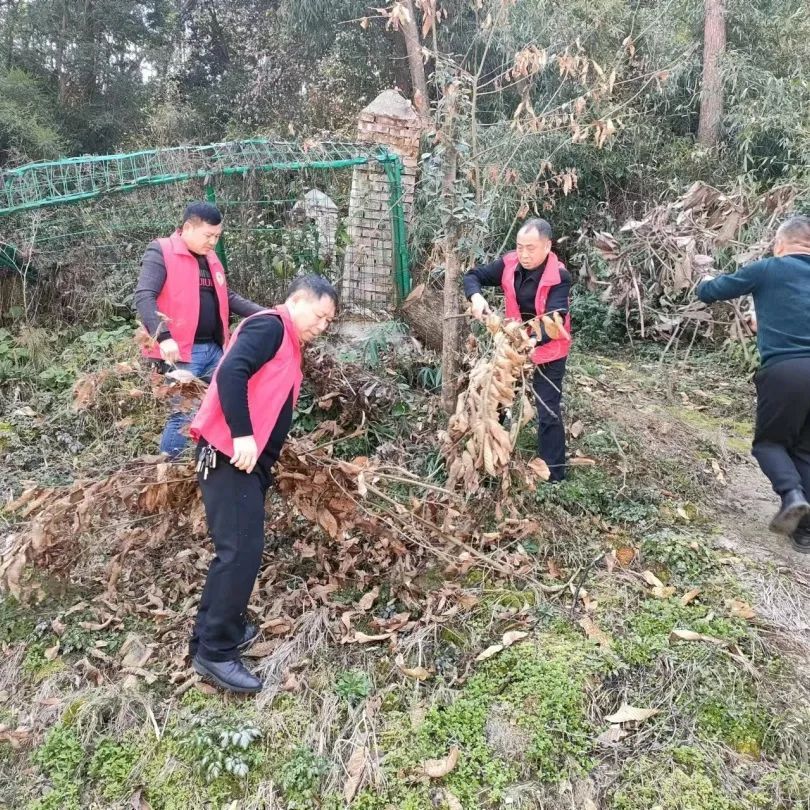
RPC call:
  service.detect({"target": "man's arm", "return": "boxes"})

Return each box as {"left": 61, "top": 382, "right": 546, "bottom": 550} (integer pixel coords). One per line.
{"left": 227, "top": 290, "right": 265, "bottom": 318}
{"left": 696, "top": 260, "right": 764, "bottom": 303}
{"left": 134, "top": 241, "right": 171, "bottom": 341}
{"left": 462, "top": 256, "right": 506, "bottom": 299}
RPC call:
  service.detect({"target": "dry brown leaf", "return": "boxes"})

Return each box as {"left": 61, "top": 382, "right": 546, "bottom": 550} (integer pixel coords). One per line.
{"left": 569, "top": 420, "right": 584, "bottom": 438}
{"left": 501, "top": 630, "right": 529, "bottom": 647}
{"left": 395, "top": 654, "right": 432, "bottom": 681}
{"left": 726, "top": 598, "right": 756, "bottom": 620}
{"left": 0, "top": 725, "right": 32, "bottom": 749}
{"left": 596, "top": 725, "right": 629, "bottom": 746}
{"left": 44, "top": 643, "right": 60, "bottom": 661}
{"left": 343, "top": 745, "right": 368, "bottom": 803}
{"left": 669, "top": 628, "right": 727, "bottom": 646}
{"left": 569, "top": 456, "right": 596, "bottom": 467}
{"left": 352, "top": 631, "right": 392, "bottom": 644}
{"left": 680, "top": 588, "right": 702, "bottom": 606}
{"left": 605, "top": 703, "right": 661, "bottom": 724}
{"left": 243, "top": 641, "right": 277, "bottom": 658}
{"left": 642, "top": 570, "right": 664, "bottom": 588}
{"left": 547, "top": 558, "right": 562, "bottom": 579}
{"left": 421, "top": 745, "right": 459, "bottom": 778}
{"left": 119, "top": 635, "right": 153, "bottom": 669}
{"left": 281, "top": 671, "right": 301, "bottom": 692}
{"left": 615, "top": 546, "right": 636, "bottom": 567}
{"left": 443, "top": 790, "right": 464, "bottom": 810}
{"left": 578, "top": 616, "right": 613, "bottom": 648}
{"left": 528, "top": 457, "right": 551, "bottom": 482}
{"left": 652, "top": 585, "right": 677, "bottom": 599}
{"left": 357, "top": 586, "right": 380, "bottom": 612}
{"left": 475, "top": 643, "right": 504, "bottom": 662}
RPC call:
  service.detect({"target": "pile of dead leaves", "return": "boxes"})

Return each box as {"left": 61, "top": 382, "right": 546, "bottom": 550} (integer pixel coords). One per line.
{"left": 440, "top": 314, "right": 550, "bottom": 493}
{"left": 590, "top": 180, "right": 802, "bottom": 343}
{"left": 0, "top": 458, "right": 205, "bottom": 600}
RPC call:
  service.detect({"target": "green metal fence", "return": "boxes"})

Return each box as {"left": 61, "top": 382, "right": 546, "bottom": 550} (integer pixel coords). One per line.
{"left": 0, "top": 139, "right": 411, "bottom": 322}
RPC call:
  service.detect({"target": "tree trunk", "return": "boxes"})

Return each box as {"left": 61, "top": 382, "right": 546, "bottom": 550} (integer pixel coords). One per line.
{"left": 697, "top": 0, "right": 726, "bottom": 147}
{"left": 55, "top": 0, "right": 69, "bottom": 104}
{"left": 4, "top": 0, "right": 19, "bottom": 69}
{"left": 440, "top": 88, "right": 461, "bottom": 414}
{"left": 401, "top": 0, "right": 430, "bottom": 119}
{"left": 402, "top": 283, "right": 447, "bottom": 352}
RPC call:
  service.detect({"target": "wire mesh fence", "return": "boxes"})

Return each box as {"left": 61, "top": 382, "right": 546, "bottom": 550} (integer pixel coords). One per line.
{"left": 0, "top": 140, "right": 410, "bottom": 323}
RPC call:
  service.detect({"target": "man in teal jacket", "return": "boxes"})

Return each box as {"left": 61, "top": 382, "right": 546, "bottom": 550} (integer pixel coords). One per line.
{"left": 696, "top": 215, "right": 810, "bottom": 552}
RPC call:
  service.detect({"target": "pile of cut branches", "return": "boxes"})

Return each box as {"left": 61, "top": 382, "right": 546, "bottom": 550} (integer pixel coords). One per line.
{"left": 441, "top": 314, "right": 550, "bottom": 492}
{"left": 591, "top": 181, "right": 803, "bottom": 345}
{"left": 1, "top": 318, "right": 560, "bottom": 610}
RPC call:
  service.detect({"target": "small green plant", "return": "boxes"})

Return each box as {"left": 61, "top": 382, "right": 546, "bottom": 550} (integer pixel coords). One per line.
{"left": 641, "top": 531, "right": 717, "bottom": 584}
{"left": 178, "top": 721, "right": 262, "bottom": 782}
{"left": 334, "top": 669, "right": 372, "bottom": 704}
{"left": 30, "top": 725, "right": 85, "bottom": 809}
{"left": 88, "top": 739, "right": 140, "bottom": 800}
{"left": 278, "top": 745, "right": 328, "bottom": 808}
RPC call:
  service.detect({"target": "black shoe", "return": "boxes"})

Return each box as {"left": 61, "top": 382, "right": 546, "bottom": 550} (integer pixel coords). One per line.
{"left": 237, "top": 623, "right": 260, "bottom": 652}
{"left": 189, "top": 623, "right": 259, "bottom": 659}
{"left": 769, "top": 489, "right": 810, "bottom": 535}
{"left": 790, "top": 518, "right": 810, "bottom": 554}
{"left": 192, "top": 655, "right": 263, "bottom": 694}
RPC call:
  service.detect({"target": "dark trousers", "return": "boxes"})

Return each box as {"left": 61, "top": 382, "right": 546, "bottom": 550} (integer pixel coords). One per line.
{"left": 190, "top": 452, "right": 270, "bottom": 661}
{"left": 752, "top": 357, "right": 810, "bottom": 498}
{"left": 533, "top": 358, "right": 567, "bottom": 482}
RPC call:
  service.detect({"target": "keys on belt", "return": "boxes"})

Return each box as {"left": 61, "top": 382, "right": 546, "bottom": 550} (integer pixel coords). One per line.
{"left": 196, "top": 444, "right": 218, "bottom": 480}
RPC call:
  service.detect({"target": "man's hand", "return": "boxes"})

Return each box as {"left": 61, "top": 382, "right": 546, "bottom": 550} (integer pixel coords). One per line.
{"left": 231, "top": 435, "right": 259, "bottom": 474}
{"left": 745, "top": 311, "right": 758, "bottom": 334}
{"left": 469, "top": 293, "right": 492, "bottom": 322}
{"left": 159, "top": 338, "right": 181, "bottom": 365}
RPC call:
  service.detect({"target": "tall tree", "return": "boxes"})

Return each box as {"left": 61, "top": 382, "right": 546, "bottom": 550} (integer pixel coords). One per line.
{"left": 400, "top": 0, "right": 429, "bottom": 118}
{"left": 697, "top": 0, "right": 726, "bottom": 147}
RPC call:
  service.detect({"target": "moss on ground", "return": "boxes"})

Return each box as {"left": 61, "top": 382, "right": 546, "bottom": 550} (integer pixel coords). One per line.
{"left": 611, "top": 747, "right": 743, "bottom": 810}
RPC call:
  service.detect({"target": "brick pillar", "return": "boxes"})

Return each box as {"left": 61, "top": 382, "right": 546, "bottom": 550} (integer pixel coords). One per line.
{"left": 342, "top": 90, "right": 421, "bottom": 309}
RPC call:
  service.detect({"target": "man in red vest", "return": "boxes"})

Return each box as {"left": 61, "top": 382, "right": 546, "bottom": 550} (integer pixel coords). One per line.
{"left": 188, "top": 274, "right": 338, "bottom": 693}
{"left": 134, "top": 202, "right": 264, "bottom": 457}
{"left": 464, "top": 218, "right": 572, "bottom": 481}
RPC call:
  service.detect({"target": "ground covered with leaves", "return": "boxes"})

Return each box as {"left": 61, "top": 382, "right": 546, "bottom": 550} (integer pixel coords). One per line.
{"left": 0, "top": 320, "right": 809, "bottom": 810}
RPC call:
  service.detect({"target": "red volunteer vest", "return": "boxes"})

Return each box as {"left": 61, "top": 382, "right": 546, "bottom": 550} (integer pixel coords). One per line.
{"left": 190, "top": 306, "right": 303, "bottom": 457}
{"left": 142, "top": 231, "right": 230, "bottom": 363}
{"left": 501, "top": 250, "right": 572, "bottom": 365}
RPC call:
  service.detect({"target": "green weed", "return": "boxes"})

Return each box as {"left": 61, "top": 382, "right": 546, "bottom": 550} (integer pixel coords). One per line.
{"left": 278, "top": 745, "right": 328, "bottom": 808}
{"left": 334, "top": 669, "right": 372, "bottom": 705}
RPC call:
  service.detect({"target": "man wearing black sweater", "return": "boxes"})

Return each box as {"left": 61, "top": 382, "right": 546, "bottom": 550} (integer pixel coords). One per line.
{"left": 188, "top": 275, "right": 338, "bottom": 693}
{"left": 463, "top": 219, "right": 573, "bottom": 481}
{"left": 696, "top": 215, "right": 810, "bottom": 552}
{"left": 134, "top": 202, "right": 263, "bottom": 457}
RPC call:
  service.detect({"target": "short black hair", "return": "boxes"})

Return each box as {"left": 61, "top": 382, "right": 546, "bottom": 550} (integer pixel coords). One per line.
{"left": 518, "top": 218, "right": 553, "bottom": 240}
{"left": 182, "top": 201, "right": 222, "bottom": 226}
{"left": 286, "top": 274, "right": 339, "bottom": 310}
